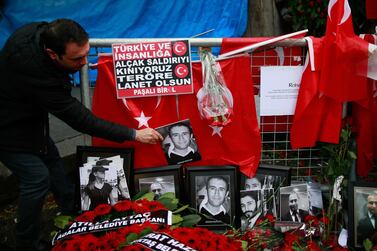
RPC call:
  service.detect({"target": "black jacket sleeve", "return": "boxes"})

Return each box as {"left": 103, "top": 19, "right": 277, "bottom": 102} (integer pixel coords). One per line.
{"left": 32, "top": 78, "right": 136, "bottom": 143}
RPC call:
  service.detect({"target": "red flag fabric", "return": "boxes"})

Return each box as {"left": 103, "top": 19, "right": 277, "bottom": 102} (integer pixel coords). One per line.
{"left": 290, "top": 37, "right": 343, "bottom": 148}
{"left": 366, "top": 0, "right": 377, "bottom": 19}
{"left": 92, "top": 55, "right": 261, "bottom": 177}
{"left": 353, "top": 34, "right": 377, "bottom": 176}
{"left": 179, "top": 56, "right": 261, "bottom": 177}
{"left": 319, "top": 0, "right": 369, "bottom": 102}
{"left": 92, "top": 55, "right": 178, "bottom": 168}
{"left": 221, "top": 37, "right": 303, "bottom": 133}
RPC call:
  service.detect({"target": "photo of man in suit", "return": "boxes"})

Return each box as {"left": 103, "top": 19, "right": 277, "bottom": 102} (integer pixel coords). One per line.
{"left": 357, "top": 193, "right": 377, "bottom": 246}
{"left": 281, "top": 191, "right": 309, "bottom": 223}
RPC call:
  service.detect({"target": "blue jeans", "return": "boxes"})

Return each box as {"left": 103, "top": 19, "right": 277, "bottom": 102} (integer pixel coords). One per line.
{"left": 0, "top": 138, "right": 75, "bottom": 249}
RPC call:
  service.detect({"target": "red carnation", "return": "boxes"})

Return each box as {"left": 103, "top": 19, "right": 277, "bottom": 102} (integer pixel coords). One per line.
{"left": 306, "top": 239, "right": 321, "bottom": 251}
{"left": 284, "top": 232, "right": 299, "bottom": 246}
{"left": 281, "top": 244, "right": 294, "bottom": 251}
{"left": 94, "top": 204, "right": 112, "bottom": 216}
{"left": 144, "top": 200, "right": 168, "bottom": 212}
{"left": 102, "top": 231, "right": 124, "bottom": 249}
{"left": 74, "top": 211, "right": 96, "bottom": 222}
{"left": 304, "top": 215, "right": 319, "bottom": 226}
{"left": 265, "top": 213, "right": 275, "bottom": 223}
{"left": 79, "top": 234, "right": 99, "bottom": 251}
{"left": 113, "top": 199, "right": 133, "bottom": 212}
{"left": 319, "top": 216, "right": 329, "bottom": 225}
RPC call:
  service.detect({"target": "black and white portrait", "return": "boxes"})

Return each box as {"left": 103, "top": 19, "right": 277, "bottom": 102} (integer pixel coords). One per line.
{"left": 138, "top": 175, "right": 175, "bottom": 200}
{"left": 76, "top": 146, "right": 134, "bottom": 211}
{"left": 261, "top": 188, "right": 277, "bottom": 217}
{"left": 353, "top": 187, "right": 377, "bottom": 247}
{"left": 242, "top": 165, "right": 291, "bottom": 220}
{"left": 307, "top": 182, "right": 323, "bottom": 216}
{"left": 196, "top": 175, "right": 231, "bottom": 225}
{"left": 240, "top": 190, "right": 262, "bottom": 231}
{"left": 79, "top": 162, "right": 118, "bottom": 211}
{"left": 280, "top": 184, "right": 309, "bottom": 223}
{"left": 87, "top": 155, "right": 131, "bottom": 201}
{"left": 156, "top": 119, "right": 201, "bottom": 165}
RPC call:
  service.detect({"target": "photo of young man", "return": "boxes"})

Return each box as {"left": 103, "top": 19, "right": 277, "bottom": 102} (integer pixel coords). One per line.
{"left": 156, "top": 119, "right": 201, "bottom": 165}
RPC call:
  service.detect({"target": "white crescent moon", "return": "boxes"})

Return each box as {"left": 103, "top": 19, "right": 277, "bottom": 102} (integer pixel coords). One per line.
{"left": 339, "top": 0, "right": 351, "bottom": 25}
{"left": 327, "top": 0, "right": 337, "bottom": 22}
{"left": 175, "top": 44, "right": 183, "bottom": 53}
{"left": 176, "top": 66, "right": 184, "bottom": 75}
{"left": 122, "top": 96, "right": 162, "bottom": 111}
{"left": 327, "top": 0, "right": 351, "bottom": 25}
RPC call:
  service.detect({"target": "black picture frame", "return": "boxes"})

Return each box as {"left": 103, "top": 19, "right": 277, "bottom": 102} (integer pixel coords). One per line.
{"left": 185, "top": 165, "right": 239, "bottom": 231}
{"left": 133, "top": 165, "right": 182, "bottom": 200}
{"left": 349, "top": 182, "right": 377, "bottom": 249}
{"left": 75, "top": 146, "right": 134, "bottom": 211}
{"left": 240, "top": 164, "right": 291, "bottom": 220}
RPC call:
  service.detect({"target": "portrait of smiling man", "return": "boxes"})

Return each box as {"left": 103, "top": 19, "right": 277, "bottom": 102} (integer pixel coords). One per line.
{"left": 158, "top": 120, "right": 201, "bottom": 165}
{"left": 198, "top": 175, "right": 231, "bottom": 224}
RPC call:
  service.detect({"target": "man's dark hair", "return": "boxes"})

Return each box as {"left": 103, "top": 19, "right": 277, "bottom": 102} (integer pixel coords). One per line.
{"left": 41, "top": 18, "right": 88, "bottom": 57}
{"left": 168, "top": 122, "right": 192, "bottom": 137}
{"left": 206, "top": 176, "right": 229, "bottom": 192}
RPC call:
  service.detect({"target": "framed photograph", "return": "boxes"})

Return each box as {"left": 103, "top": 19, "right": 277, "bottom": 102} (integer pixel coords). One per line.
{"left": 155, "top": 119, "right": 201, "bottom": 165}
{"left": 240, "top": 164, "right": 291, "bottom": 219}
{"left": 185, "top": 166, "right": 239, "bottom": 230}
{"left": 76, "top": 146, "right": 134, "bottom": 211}
{"left": 349, "top": 182, "right": 377, "bottom": 249}
{"left": 307, "top": 182, "right": 324, "bottom": 216}
{"left": 134, "top": 165, "right": 182, "bottom": 200}
{"left": 240, "top": 189, "right": 263, "bottom": 231}
{"left": 279, "top": 184, "right": 309, "bottom": 223}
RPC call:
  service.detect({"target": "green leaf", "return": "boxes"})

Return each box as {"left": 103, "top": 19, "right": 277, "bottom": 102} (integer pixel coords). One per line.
{"left": 181, "top": 214, "right": 201, "bottom": 227}
{"left": 159, "top": 192, "right": 176, "bottom": 199}
{"left": 137, "top": 192, "right": 155, "bottom": 201}
{"left": 173, "top": 204, "right": 189, "bottom": 214}
{"left": 363, "top": 238, "right": 373, "bottom": 251}
{"left": 158, "top": 197, "right": 178, "bottom": 211}
{"left": 132, "top": 189, "right": 150, "bottom": 200}
{"left": 54, "top": 215, "right": 73, "bottom": 229}
{"left": 172, "top": 214, "right": 183, "bottom": 224}
{"left": 240, "top": 240, "right": 248, "bottom": 251}
{"left": 125, "top": 232, "right": 139, "bottom": 244}
{"left": 139, "top": 227, "right": 153, "bottom": 237}
{"left": 348, "top": 151, "right": 357, "bottom": 160}
{"left": 50, "top": 230, "right": 58, "bottom": 239}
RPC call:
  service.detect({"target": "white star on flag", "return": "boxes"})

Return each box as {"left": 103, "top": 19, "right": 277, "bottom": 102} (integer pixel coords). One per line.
{"left": 209, "top": 125, "right": 223, "bottom": 137}
{"left": 134, "top": 111, "right": 151, "bottom": 128}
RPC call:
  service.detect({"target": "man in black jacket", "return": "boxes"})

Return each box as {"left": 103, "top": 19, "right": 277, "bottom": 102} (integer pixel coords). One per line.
{"left": 0, "top": 19, "right": 162, "bottom": 251}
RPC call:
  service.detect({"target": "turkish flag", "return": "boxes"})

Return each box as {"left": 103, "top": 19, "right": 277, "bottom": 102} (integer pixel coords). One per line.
{"left": 92, "top": 55, "right": 178, "bottom": 168}
{"left": 353, "top": 34, "right": 377, "bottom": 176}
{"left": 366, "top": 0, "right": 377, "bottom": 19}
{"left": 319, "top": 0, "right": 369, "bottom": 102}
{"left": 221, "top": 37, "right": 303, "bottom": 133}
{"left": 93, "top": 55, "right": 261, "bottom": 177}
{"left": 290, "top": 37, "right": 343, "bottom": 148}
{"left": 178, "top": 56, "right": 261, "bottom": 177}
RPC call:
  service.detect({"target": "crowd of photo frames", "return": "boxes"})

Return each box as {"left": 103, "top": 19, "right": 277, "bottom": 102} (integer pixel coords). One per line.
{"left": 75, "top": 146, "right": 377, "bottom": 248}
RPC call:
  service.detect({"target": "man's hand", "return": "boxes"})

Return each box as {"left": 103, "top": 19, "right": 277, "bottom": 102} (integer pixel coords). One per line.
{"left": 135, "top": 128, "right": 163, "bottom": 144}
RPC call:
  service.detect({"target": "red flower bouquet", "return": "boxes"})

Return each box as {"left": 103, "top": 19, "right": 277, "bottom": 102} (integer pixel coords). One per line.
{"left": 51, "top": 193, "right": 243, "bottom": 251}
